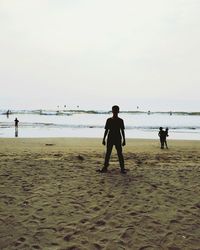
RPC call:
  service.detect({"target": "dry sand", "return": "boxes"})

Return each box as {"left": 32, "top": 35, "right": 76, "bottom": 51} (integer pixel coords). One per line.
{"left": 0, "top": 138, "right": 200, "bottom": 250}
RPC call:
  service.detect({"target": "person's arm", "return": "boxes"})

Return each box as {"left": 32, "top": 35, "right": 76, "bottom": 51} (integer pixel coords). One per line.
{"left": 121, "top": 129, "right": 126, "bottom": 146}
{"left": 121, "top": 119, "right": 126, "bottom": 146}
{"left": 102, "top": 129, "right": 109, "bottom": 145}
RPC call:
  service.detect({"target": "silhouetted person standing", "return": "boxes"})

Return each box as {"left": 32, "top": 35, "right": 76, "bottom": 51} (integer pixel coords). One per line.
{"left": 158, "top": 127, "right": 165, "bottom": 149}
{"left": 100, "top": 105, "right": 126, "bottom": 173}
{"left": 15, "top": 118, "right": 19, "bottom": 137}
{"left": 158, "top": 127, "right": 168, "bottom": 149}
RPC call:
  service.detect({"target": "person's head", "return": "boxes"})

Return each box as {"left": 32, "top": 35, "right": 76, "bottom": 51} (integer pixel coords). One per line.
{"left": 112, "top": 105, "right": 120, "bottom": 116}
{"left": 159, "top": 127, "right": 163, "bottom": 130}
{"left": 166, "top": 127, "right": 168, "bottom": 131}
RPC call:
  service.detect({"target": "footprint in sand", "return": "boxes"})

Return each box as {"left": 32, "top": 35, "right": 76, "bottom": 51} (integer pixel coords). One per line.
{"left": 92, "top": 206, "right": 101, "bottom": 211}
{"left": 92, "top": 242, "right": 103, "bottom": 250}
{"left": 96, "top": 219, "right": 106, "bottom": 227}
{"left": 106, "top": 193, "right": 115, "bottom": 198}
{"left": 65, "top": 245, "right": 82, "bottom": 250}
{"left": 79, "top": 218, "right": 89, "bottom": 224}
{"left": 139, "top": 246, "right": 155, "bottom": 250}
{"left": 13, "top": 237, "right": 26, "bottom": 247}
{"left": 129, "top": 211, "right": 138, "bottom": 216}
{"left": 121, "top": 227, "right": 135, "bottom": 241}
{"left": 18, "top": 237, "right": 26, "bottom": 242}
{"left": 32, "top": 245, "right": 41, "bottom": 249}
{"left": 63, "top": 234, "right": 73, "bottom": 242}
{"left": 160, "top": 231, "right": 175, "bottom": 245}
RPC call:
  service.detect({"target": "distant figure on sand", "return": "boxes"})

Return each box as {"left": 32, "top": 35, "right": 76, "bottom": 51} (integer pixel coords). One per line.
{"left": 158, "top": 127, "right": 169, "bottom": 149}
{"left": 99, "top": 105, "right": 126, "bottom": 174}
{"left": 14, "top": 118, "right": 19, "bottom": 137}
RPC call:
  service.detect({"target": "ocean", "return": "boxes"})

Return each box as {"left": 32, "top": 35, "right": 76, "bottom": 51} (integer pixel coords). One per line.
{"left": 0, "top": 109, "right": 200, "bottom": 140}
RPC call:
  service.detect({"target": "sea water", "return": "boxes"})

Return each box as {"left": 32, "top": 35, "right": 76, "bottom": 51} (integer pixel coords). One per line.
{"left": 0, "top": 109, "right": 200, "bottom": 140}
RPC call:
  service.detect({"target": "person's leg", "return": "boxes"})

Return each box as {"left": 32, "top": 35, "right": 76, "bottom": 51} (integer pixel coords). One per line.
{"left": 115, "top": 144, "right": 125, "bottom": 172}
{"left": 165, "top": 140, "right": 168, "bottom": 149}
{"left": 103, "top": 141, "right": 113, "bottom": 169}
{"left": 160, "top": 138, "right": 164, "bottom": 149}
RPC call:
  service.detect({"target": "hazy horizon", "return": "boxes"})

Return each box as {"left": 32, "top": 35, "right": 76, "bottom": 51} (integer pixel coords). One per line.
{"left": 0, "top": 0, "right": 200, "bottom": 112}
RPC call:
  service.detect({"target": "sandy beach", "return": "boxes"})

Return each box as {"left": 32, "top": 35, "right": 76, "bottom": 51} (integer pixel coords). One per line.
{"left": 0, "top": 138, "right": 200, "bottom": 250}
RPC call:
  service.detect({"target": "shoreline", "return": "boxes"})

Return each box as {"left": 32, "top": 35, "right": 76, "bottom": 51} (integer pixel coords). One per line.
{"left": 1, "top": 137, "right": 200, "bottom": 150}
{"left": 1, "top": 136, "right": 200, "bottom": 141}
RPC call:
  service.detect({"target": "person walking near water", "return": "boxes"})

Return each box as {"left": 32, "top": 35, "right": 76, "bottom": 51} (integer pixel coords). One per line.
{"left": 6, "top": 110, "right": 10, "bottom": 118}
{"left": 99, "top": 105, "right": 126, "bottom": 174}
{"left": 15, "top": 118, "right": 19, "bottom": 128}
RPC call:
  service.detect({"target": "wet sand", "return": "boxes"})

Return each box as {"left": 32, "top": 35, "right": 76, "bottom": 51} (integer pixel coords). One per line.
{"left": 0, "top": 138, "right": 200, "bottom": 250}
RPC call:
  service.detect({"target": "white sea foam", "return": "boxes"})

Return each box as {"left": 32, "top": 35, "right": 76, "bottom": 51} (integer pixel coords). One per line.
{"left": 0, "top": 109, "right": 200, "bottom": 139}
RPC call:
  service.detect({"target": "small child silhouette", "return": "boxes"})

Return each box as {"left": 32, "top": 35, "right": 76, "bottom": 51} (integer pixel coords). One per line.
{"left": 164, "top": 128, "right": 169, "bottom": 149}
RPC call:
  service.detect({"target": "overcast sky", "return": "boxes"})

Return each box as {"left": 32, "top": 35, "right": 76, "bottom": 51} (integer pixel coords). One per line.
{"left": 0, "top": 0, "right": 200, "bottom": 111}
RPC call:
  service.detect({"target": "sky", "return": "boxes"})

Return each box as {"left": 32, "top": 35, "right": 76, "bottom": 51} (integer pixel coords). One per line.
{"left": 0, "top": 0, "right": 200, "bottom": 111}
